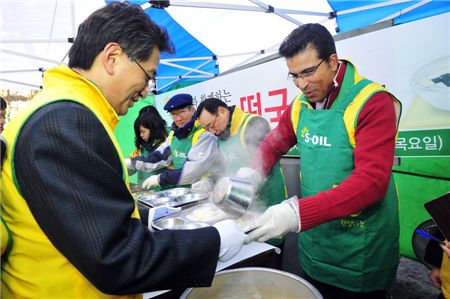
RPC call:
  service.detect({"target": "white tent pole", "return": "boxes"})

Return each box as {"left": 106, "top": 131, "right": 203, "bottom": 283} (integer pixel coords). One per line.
{"left": 378, "top": 0, "right": 432, "bottom": 23}
{"left": 172, "top": 59, "right": 215, "bottom": 79}
{"left": 157, "top": 78, "right": 181, "bottom": 92}
{"left": 163, "top": 56, "right": 215, "bottom": 62}
{"left": 157, "top": 75, "right": 212, "bottom": 79}
{"left": 218, "top": 50, "right": 269, "bottom": 58}
{"left": 173, "top": 59, "right": 215, "bottom": 77}
{"left": 0, "top": 69, "right": 45, "bottom": 74}
{"left": 159, "top": 61, "right": 215, "bottom": 76}
{"left": 248, "top": 0, "right": 302, "bottom": 25}
{"left": 218, "top": 40, "right": 279, "bottom": 70}
{"left": 0, "top": 48, "right": 61, "bottom": 64}
{"left": 46, "top": 0, "right": 59, "bottom": 57}
{"left": 337, "top": 0, "right": 410, "bottom": 16}
{"left": 71, "top": 0, "right": 76, "bottom": 36}
{"left": 145, "top": 1, "right": 329, "bottom": 17}
{"left": 157, "top": 59, "right": 216, "bottom": 91}
{"left": 0, "top": 38, "right": 69, "bottom": 43}
{"left": 0, "top": 78, "right": 41, "bottom": 88}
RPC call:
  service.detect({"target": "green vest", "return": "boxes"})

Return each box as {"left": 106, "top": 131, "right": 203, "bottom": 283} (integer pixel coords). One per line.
{"left": 292, "top": 61, "right": 401, "bottom": 292}
{"left": 219, "top": 107, "right": 287, "bottom": 207}
{"left": 166, "top": 120, "right": 205, "bottom": 188}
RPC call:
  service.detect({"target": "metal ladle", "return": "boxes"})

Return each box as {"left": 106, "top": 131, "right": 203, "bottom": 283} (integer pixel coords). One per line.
{"left": 212, "top": 176, "right": 254, "bottom": 218}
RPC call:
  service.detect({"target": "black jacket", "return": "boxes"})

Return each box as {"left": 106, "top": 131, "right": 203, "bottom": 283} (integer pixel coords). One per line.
{"left": 14, "top": 101, "right": 220, "bottom": 294}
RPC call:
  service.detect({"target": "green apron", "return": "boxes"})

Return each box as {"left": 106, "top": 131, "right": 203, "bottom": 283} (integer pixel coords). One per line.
{"left": 219, "top": 112, "right": 287, "bottom": 207}
{"left": 295, "top": 63, "right": 400, "bottom": 292}
{"left": 166, "top": 121, "right": 204, "bottom": 189}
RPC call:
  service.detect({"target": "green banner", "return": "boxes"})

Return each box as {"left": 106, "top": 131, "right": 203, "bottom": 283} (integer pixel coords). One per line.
{"left": 284, "top": 128, "right": 450, "bottom": 158}
{"left": 395, "top": 128, "right": 450, "bottom": 157}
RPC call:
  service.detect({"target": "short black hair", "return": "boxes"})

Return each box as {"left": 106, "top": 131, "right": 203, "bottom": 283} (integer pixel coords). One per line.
{"left": 279, "top": 23, "right": 336, "bottom": 61}
{"left": 0, "top": 97, "right": 6, "bottom": 110}
{"left": 196, "top": 97, "right": 229, "bottom": 117}
{"left": 69, "top": 2, "right": 174, "bottom": 69}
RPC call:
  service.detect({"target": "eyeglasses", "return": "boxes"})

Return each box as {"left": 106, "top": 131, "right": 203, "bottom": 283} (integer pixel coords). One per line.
{"left": 203, "top": 114, "right": 219, "bottom": 131}
{"left": 134, "top": 60, "right": 157, "bottom": 93}
{"left": 287, "top": 59, "right": 325, "bottom": 82}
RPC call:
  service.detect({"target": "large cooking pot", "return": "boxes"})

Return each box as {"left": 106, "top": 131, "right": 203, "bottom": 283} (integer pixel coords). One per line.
{"left": 180, "top": 267, "right": 323, "bottom": 299}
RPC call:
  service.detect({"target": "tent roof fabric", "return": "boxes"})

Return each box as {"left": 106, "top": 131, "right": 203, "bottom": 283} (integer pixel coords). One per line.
{"left": 106, "top": 0, "right": 219, "bottom": 94}
{"left": 1, "top": 0, "right": 449, "bottom": 91}
{"left": 329, "top": 0, "right": 450, "bottom": 33}
{"left": 145, "top": 8, "right": 219, "bottom": 93}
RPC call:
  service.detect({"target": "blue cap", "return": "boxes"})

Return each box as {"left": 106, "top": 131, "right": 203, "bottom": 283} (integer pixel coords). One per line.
{"left": 163, "top": 94, "right": 193, "bottom": 112}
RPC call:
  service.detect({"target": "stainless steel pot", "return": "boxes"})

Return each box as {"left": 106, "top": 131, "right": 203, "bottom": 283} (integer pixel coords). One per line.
{"left": 180, "top": 267, "right": 323, "bottom": 298}
{"left": 212, "top": 176, "right": 253, "bottom": 218}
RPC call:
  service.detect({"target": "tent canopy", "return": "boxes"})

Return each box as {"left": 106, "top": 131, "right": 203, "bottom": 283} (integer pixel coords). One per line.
{"left": 1, "top": 0, "right": 449, "bottom": 92}
{"left": 329, "top": 0, "right": 450, "bottom": 33}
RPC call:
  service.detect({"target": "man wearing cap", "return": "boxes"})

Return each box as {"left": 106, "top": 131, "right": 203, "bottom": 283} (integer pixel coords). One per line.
{"left": 126, "top": 93, "right": 223, "bottom": 190}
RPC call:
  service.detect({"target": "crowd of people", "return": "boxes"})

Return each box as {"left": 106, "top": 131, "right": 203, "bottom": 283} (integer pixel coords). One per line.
{"left": 1, "top": 2, "right": 448, "bottom": 299}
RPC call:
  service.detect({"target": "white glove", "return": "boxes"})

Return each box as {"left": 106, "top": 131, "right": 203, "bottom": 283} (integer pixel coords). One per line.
{"left": 125, "top": 158, "right": 134, "bottom": 170}
{"left": 244, "top": 196, "right": 300, "bottom": 243}
{"left": 142, "top": 174, "right": 160, "bottom": 189}
{"left": 147, "top": 206, "right": 181, "bottom": 230}
{"left": 191, "top": 178, "right": 213, "bottom": 194}
{"left": 236, "top": 167, "right": 263, "bottom": 189}
{"left": 213, "top": 219, "right": 247, "bottom": 262}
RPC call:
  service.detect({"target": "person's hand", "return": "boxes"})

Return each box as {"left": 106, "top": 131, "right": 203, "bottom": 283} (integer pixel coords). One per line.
{"left": 213, "top": 219, "right": 247, "bottom": 262}
{"left": 191, "top": 178, "right": 212, "bottom": 194}
{"left": 440, "top": 240, "right": 450, "bottom": 259}
{"left": 244, "top": 196, "right": 300, "bottom": 243}
{"left": 124, "top": 158, "right": 134, "bottom": 170}
{"left": 135, "top": 160, "right": 144, "bottom": 171}
{"left": 430, "top": 267, "right": 442, "bottom": 289}
{"left": 135, "top": 160, "right": 147, "bottom": 172}
{"left": 142, "top": 175, "right": 160, "bottom": 189}
{"left": 236, "top": 167, "right": 262, "bottom": 189}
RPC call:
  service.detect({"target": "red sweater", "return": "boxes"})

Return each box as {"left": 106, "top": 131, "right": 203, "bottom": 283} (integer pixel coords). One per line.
{"left": 251, "top": 62, "right": 398, "bottom": 231}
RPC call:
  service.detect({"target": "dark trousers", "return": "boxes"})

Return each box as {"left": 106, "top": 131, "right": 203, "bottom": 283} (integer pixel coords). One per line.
{"left": 303, "top": 272, "right": 387, "bottom": 299}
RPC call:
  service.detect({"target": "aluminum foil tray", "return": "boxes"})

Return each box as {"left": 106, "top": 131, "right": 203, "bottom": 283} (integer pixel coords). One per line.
{"left": 137, "top": 188, "right": 208, "bottom": 208}
{"left": 152, "top": 202, "right": 260, "bottom": 231}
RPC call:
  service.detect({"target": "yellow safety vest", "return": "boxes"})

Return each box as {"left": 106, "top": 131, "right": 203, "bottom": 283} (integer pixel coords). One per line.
{"left": 442, "top": 253, "right": 450, "bottom": 299}
{"left": 1, "top": 65, "right": 140, "bottom": 298}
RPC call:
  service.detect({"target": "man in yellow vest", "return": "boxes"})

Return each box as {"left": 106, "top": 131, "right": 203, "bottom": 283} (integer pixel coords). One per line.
{"left": 1, "top": 3, "right": 246, "bottom": 298}
{"left": 239, "top": 23, "right": 401, "bottom": 298}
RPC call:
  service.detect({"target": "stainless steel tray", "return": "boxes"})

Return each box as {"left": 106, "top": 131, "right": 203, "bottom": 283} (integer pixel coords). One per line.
{"left": 137, "top": 188, "right": 208, "bottom": 208}
{"left": 152, "top": 202, "right": 260, "bottom": 230}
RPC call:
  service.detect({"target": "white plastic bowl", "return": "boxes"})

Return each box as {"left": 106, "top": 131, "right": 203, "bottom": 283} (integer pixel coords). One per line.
{"left": 410, "top": 56, "right": 450, "bottom": 111}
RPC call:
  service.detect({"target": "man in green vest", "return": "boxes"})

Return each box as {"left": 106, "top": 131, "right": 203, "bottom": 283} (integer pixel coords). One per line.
{"left": 196, "top": 97, "right": 287, "bottom": 207}
{"left": 128, "top": 93, "right": 223, "bottom": 190}
{"left": 239, "top": 23, "right": 401, "bottom": 298}
{"left": 0, "top": 3, "right": 246, "bottom": 298}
